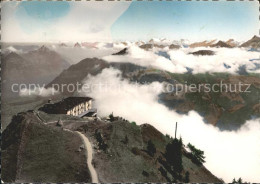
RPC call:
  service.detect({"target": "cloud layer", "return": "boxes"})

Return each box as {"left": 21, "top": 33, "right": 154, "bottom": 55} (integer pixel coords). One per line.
{"left": 168, "top": 47, "right": 260, "bottom": 74}
{"left": 103, "top": 45, "right": 260, "bottom": 74}
{"left": 52, "top": 45, "right": 120, "bottom": 64}
{"left": 81, "top": 68, "right": 260, "bottom": 182}
{"left": 19, "top": 87, "right": 59, "bottom": 97}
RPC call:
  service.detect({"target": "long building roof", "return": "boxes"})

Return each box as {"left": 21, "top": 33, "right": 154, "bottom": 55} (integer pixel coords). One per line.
{"left": 39, "top": 97, "right": 92, "bottom": 114}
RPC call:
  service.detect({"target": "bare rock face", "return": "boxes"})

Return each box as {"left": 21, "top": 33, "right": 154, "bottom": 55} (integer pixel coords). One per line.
{"left": 189, "top": 50, "right": 215, "bottom": 56}
{"left": 112, "top": 48, "right": 128, "bottom": 55}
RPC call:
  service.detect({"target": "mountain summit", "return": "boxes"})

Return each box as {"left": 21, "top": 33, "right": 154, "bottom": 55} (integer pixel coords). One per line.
{"left": 210, "top": 41, "right": 233, "bottom": 48}
{"left": 240, "top": 35, "right": 260, "bottom": 48}
{"left": 38, "top": 45, "right": 50, "bottom": 53}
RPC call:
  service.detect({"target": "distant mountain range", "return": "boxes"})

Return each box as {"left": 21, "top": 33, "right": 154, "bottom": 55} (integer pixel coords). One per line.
{"left": 2, "top": 46, "right": 70, "bottom": 98}
{"left": 117, "top": 35, "right": 258, "bottom": 49}
{"left": 4, "top": 36, "right": 258, "bottom": 51}
{"left": 136, "top": 35, "right": 259, "bottom": 50}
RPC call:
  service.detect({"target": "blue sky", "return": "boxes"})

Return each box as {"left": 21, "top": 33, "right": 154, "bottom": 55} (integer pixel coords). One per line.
{"left": 16, "top": 1, "right": 70, "bottom": 21}
{"left": 15, "top": 2, "right": 70, "bottom": 34}
{"left": 1, "top": 1, "right": 259, "bottom": 42}
{"left": 111, "top": 1, "right": 259, "bottom": 41}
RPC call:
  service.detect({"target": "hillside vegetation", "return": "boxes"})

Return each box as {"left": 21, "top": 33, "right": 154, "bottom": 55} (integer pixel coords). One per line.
{"left": 2, "top": 111, "right": 222, "bottom": 182}
{"left": 2, "top": 112, "right": 90, "bottom": 183}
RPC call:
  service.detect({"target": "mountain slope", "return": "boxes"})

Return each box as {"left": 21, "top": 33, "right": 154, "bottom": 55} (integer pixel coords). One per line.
{"left": 210, "top": 41, "right": 233, "bottom": 48}
{"left": 225, "top": 39, "right": 239, "bottom": 47}
{"left": 22, "top": 46, "right": 70, "bottom": 72}
{"left": 240, "top": 35, "right": 260, "bottom": 48}
{"left": 2, "top": 112, "right": 91, "bottom": 182}
{"left": 1, "top": 52, "right": 37, "bottom": 84}
{"left": 2, "top": 111, "right": 222, "bottom": 182}
{"left": 189, "top": 40, "right": 217, "bottom": 48}
{"left": 46, "top": 58, "right": 110, "bottom": 94}
{"left": 1, "top": 46, "right": 70, "bottom": 98}
{"left": 46, "top": 54, "right": 260, "bottom": 129}
{"left": 46, "top": 58, "right": 145, "bottom": 94}
{"left": 68, "top": 118, "right": 222, "bottom": 182}
{"left": 128, "top": 69, "right": 260, "bottom": 129}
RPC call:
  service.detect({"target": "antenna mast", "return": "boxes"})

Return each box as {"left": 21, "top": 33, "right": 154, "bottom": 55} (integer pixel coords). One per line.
{"left": 175, "top": 122, "right": 178, "bottom": 139}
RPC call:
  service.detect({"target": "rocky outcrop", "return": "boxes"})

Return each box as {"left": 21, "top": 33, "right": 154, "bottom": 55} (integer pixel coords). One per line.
{"left": 112, "top": 48, "right": 128, "bottom": 55}
{"left": 189, "top": 50, "right": 215, "bottom": 56}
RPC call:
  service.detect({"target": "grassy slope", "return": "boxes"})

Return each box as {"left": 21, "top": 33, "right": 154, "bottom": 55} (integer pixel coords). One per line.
{"left": 2, "top": 111, "right": 222, "bottom": 182}
{"left": 76, "top": 120, "right": 222, "bottom": 182}
{"left": 2, "top": 112, "right": 91, "bottom": 183}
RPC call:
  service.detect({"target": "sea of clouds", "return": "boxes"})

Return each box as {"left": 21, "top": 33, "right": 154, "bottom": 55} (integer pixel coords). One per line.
{"left": 81, "top": 68, "right": 260, "bottom": 182}
{"left": 103, "top": 45, "right": 260, "bottom": 74}
{"left": 4, "top": 41, "right": 260, "bottom": 73}
{"left": 52, "top": 44, "right": 119, "bottom": 64}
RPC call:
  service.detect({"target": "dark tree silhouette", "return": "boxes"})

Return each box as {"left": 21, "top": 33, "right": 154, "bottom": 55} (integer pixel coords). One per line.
{"left": 95, "top": 131, "right": 108, "bottom": 151}
{"left": 232, "top": 177, "right": 244, "bottom": 184}
{"left": 109, "top": 112, "right": 115, "bottom": 121}
{"left": 165, "top": 138, "right": 183, "bottom": 173}
{"left": 187, "top": 143, "right": 205, "bottom": 165}
{"left": 184, "top": 171, "right": 190, "bottom": 183}
{"left": 147, "top": 140, "right": 156, "bottom": 157}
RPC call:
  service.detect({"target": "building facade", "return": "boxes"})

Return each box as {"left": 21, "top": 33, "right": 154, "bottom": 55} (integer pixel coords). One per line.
{"left": 66, "top": 100, "right": 92, "bottom": 116}
{"left": 39, "top": 97, "right": 94, "bottom": 117}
